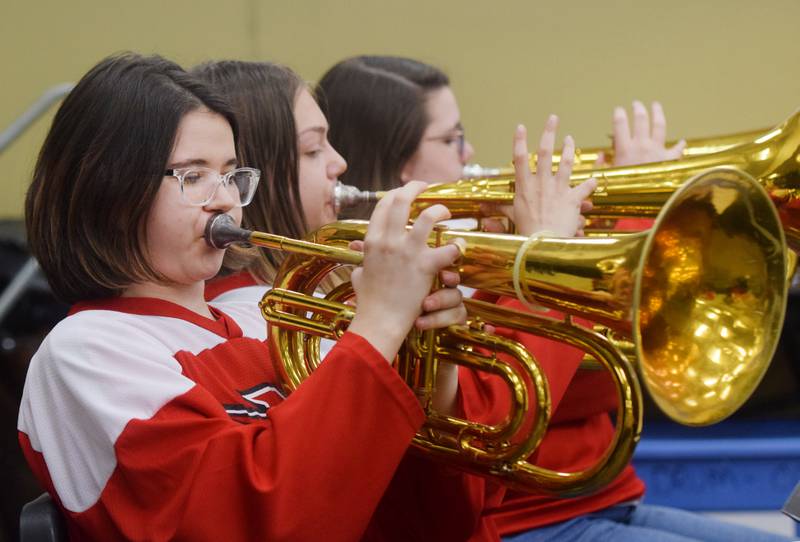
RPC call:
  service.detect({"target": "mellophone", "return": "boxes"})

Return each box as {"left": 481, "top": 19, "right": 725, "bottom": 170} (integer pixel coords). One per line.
{"left": 207, "top": 129, "right": 791, "bottom": 494}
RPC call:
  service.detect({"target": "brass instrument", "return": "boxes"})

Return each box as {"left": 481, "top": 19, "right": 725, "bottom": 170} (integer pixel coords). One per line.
{"left": 207, "top": 167, "right": 787, "bottom": 495}
{"left": 462, "top": 125, "right": 763, "bottom": 178}
{"left": 354, "top": 111, "right": 800, "bottom": 251}
{"left": 207, "top": 212, "right": 640, "bottom": 496}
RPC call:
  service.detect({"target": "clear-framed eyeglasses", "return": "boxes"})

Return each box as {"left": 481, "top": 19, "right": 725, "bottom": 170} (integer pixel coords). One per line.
{"left": 164, "top": 167, "right": 261, "bottom": 207}
{"left": 425, "top": 127, "right": 466, "bottom": 158}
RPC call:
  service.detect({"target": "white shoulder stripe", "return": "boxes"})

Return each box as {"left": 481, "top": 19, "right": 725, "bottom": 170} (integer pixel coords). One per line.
{"left": 18, "top": 309, "right": 229, "bottom": 512}
{"left": 209, "top": 284, "right": 270, "bottom": 305}
{"left": 210, "top": 297, "right": 269, "bottom": 340}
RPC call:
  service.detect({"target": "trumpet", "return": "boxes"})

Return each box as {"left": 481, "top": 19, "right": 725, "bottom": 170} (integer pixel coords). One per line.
{"left": 210, "top": 167, "right": 787, "bottom": 495}
{"left": 462, "top": 124, "right": 764, "bottom": 178}
{"left": 339, "top": 111, "right": 800, "bottom": 251}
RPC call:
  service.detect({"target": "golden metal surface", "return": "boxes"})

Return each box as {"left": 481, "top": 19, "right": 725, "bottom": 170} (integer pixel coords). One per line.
{"left": 208, "top": 167, "right": 786, "bottom": 495}
{"left": 461, "top": 127, "right": 763, "bottom": 177}
{"left": 310, "top": 168, "right": 787, "bottom": 427}
{"left": 404, "top": 111, "right": 800, "bottom": 251}
{"left": 266, "top": 222, "right": 643, "bottom": 496}
{"left": 208, "top": 216, "right": 642, "bottom": 495}
{"left": 260, "top": 246, "right": 560, "bottom": 490}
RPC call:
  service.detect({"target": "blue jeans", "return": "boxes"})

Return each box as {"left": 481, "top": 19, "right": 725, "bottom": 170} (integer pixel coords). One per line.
{"left": 501, "top": 503, "right": 792, "bottom": 542}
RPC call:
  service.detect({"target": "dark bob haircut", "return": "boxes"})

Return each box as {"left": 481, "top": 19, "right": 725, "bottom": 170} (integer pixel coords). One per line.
{"left": 192, "top": 60, "right": 306, "bottom": 282}
{"left": 317, "top": 55, "right": 449, "bottom": 218}
{"left": 25, "top": 52, "right": 238, "bottom": 304}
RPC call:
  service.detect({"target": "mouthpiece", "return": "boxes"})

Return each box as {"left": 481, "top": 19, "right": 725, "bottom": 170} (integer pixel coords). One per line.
{"left": 204, "top": 213, "right": 252, "bottom": 249}
{"left": 333, "top": 181, "right": 379, "bottom": 214}
{"left": 462, "top": 163, "right": 503, "bottom": 179}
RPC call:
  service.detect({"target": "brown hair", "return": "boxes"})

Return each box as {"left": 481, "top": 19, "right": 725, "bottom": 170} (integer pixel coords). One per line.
{"left": 25, "top": 53, "right": 238, "bottom": 304}
{"left": 193, "top": 60, "right": 308, "bottom": 283}
{"left": 317, "top": 56, "right": 449, "bottom": 218}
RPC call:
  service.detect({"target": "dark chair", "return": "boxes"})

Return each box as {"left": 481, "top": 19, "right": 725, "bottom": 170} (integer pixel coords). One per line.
{"left": 19, "top": 493, "right": 67, "bottom": 542}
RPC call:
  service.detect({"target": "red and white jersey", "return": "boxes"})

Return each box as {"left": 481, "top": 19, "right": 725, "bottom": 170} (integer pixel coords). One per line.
{"left": 204, "top": 271, "right": 267, "bottom": 304}
{"left": 205, "top": 273, "right": 337, "bottom": 358}
{"left": 204, "top": 274, "right": 499, "bottom": 541}
{"left": 18, "top": 296, "right": 434, "bottom": 541}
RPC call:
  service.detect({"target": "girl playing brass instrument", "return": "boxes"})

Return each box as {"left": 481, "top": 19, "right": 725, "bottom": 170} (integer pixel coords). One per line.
{"left": 18, "top": 53, "right": 472, "bottom": 542}
{"left": 318, "top": 55, "right": 789, "bottom": 542}
{"left": 194, "top": 59, "right": 596, "bottom": 540}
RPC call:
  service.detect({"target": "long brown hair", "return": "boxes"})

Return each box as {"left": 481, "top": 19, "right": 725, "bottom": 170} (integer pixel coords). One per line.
{"left": 193, "top": 61, "right": 308, "bottom": 283}
{"left": 317, "top": 55, "right": 449, "bottom": 218}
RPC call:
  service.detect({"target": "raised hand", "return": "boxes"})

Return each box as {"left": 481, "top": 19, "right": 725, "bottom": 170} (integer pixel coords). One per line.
{"left": 503, "top": 116, "right": 597, "bottom": 237}
{"left": 607, "top": 101, "right": 686, "bottom": 167}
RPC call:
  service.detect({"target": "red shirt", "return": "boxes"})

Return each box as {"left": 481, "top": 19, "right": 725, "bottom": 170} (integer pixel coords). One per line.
{"left": 19, "top": 296, "right": 490, "bottom": 541}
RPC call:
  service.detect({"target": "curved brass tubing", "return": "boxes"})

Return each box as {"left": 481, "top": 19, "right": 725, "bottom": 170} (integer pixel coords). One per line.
{"left": 350, "top": 111, "right": 800, "bottom": 251}
{"left": 462, "top": 126, "right": 762, "bottom": 178}
{"left": 208, "top": 167, "right": 787, "bottom": 496}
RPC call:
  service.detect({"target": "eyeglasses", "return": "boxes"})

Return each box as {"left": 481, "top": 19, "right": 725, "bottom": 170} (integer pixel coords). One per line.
{"left": 164, "top": 167, "right": 260, "bottom": 207}
{"left": 424, "top": 127, "right": 466, "bottom": 158}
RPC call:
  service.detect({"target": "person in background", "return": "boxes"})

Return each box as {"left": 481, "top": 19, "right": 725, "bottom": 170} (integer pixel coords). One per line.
{"left": 318, "top": 54, "right": 789, "bottom": 542}
{"left": 194, "top": 58, "right": 595, "bottom": 540}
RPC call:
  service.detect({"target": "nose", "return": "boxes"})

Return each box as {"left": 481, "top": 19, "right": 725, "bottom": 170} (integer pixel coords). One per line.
{"left": 328, "top": 145, "right": 347, "bottom": 180}
{"left": 461, "top": 140, "right": 475, "bottom": 164}
{"left": 204, "top": 179, "right": 238, "bottom": 213}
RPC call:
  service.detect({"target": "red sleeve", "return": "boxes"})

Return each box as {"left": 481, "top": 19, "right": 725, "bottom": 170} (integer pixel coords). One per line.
{"left": 459, "top": 295, "right": 587, "bottom": 427}
{"left": 360, "top": 363, "right": 503, "bottom": 541}
{"left": 73, "top": 332, "right": 426, "bottom": 542}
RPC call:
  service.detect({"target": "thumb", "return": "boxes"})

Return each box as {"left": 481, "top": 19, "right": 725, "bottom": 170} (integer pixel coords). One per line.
{"left": 572, "top": 177, "right": 598, "bottom": 202}
{"left": 667, "top": 139, "right": 687, "bottom": 160}
{"left": 480, "top": 218, "right": 507, "bottom": 233}
{"left": 594, "top": 151, "right": 607, "bottom": 167}
{"left": 423, "top": 242, "right": 463, "bottom": 274}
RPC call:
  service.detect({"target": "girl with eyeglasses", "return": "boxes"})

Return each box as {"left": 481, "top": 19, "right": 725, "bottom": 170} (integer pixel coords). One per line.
{"left": 317, "top": 56, "right": 789, "bottom": 542}
{"left": 17, "top": 53, "right": 474, "bottom": 541}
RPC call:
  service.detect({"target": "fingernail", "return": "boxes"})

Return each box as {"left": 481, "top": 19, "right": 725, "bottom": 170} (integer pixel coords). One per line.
{"left": 452, "top": 238, "right": 467, "bottom": 258}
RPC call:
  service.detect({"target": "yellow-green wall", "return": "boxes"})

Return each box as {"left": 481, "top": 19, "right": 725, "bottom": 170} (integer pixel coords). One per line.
{"left": 2, "top": 0, "right": 799, "bottom": 218}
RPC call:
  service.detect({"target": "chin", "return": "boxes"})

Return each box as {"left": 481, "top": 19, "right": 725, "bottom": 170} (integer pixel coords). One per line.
{"left": 324, "top": 209, "right": 337, "bottom": 225}
{"left": 200, "top": 253, "right": 226, "bottom": 277}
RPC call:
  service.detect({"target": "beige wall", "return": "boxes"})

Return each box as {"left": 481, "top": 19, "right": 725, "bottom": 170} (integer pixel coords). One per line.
{"left": 2, "top": 0, "right": 799, "bottom": 218}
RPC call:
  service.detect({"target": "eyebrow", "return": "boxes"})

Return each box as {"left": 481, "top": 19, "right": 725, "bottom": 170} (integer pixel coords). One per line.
{"left": 430, "top": 122, "right": 463, "bottom": 137}
{"left": 168, "top": 157, "right": 238, "bottom": 169}
{"left": 297, "top": 126, "right": 327, "bottom": 136}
